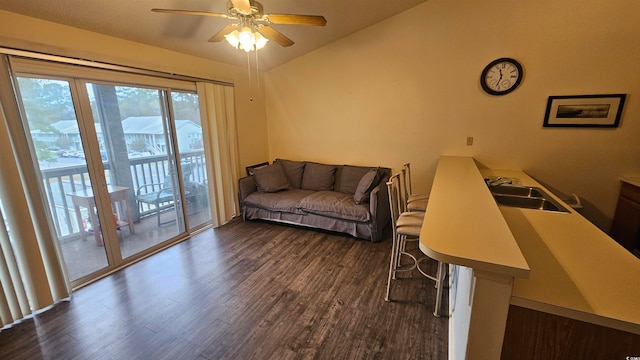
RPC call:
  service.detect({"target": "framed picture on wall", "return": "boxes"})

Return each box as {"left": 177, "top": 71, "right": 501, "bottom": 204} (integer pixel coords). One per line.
{"left": 543, "top": 94, "right": 626, "bottom": 128}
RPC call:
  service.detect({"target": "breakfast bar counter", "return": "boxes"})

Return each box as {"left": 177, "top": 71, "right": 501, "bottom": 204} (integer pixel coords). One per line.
{"left": 419, "top": 156, "right": 530, "bottom": 359}
{"left": 419, "top": 156, "right": 640, "bottom": 359}
{"left": 418, "top": 157, "right": 530, "bottom": 278}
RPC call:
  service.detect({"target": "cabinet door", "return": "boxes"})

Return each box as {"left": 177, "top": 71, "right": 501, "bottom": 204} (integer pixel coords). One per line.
{"left": 610, "top": 196, "right": 640, "bottom": 251}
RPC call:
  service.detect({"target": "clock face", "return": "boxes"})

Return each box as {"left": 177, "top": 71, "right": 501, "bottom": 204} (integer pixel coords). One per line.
{"left": 481, "top": 58, "right": 523, "bottom": 95}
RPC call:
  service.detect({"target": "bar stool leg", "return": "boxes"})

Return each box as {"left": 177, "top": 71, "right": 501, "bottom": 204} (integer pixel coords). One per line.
{"left": 385, "top": 233, "right": 400, "bottom": 301}
{"left": 433, "top": 261, "right": 445, "bottom": 317}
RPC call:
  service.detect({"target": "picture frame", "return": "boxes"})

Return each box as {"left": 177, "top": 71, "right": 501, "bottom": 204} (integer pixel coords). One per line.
{"left": 246, "top": 161, "right": 269, "bottom": 176}
{"left": 543, "top": 94, "right": 626, "bottom": 128}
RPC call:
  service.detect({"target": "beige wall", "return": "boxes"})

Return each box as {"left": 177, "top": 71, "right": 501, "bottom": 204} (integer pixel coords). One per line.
{"left": 264, "top": 0, "right": 640, "bottom": 230}
{"left": 0, "top": 10, "right": 269, "bottom": 171}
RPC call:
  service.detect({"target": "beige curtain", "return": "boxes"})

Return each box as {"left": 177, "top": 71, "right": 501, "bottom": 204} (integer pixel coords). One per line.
{"left": 196, "top": 82, "right": 241, "bottom": 227}
{"left": 0, "top": 95, "right": 70, "bottom": 328}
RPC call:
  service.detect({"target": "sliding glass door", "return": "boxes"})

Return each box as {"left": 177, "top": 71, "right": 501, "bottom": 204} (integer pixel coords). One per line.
{"left": 170, "top": 91, "right": 211, "bottom": 229}
{"left": 11, "top": 59, "right": 210, "bottom": 287}
{"left": 16, "top": 76, "right": 112, "bottom": 281}
{"left": 86, "top": 82, "right": 187, "bottom": 259}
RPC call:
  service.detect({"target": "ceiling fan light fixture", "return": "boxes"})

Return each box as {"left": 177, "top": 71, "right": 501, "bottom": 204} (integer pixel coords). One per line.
{"left": 153, "top": 0, "right": 325, "bottom": 52}
{"left": 225, "top": 25, "right": 268, "bottom": 52}
{"left": 224, "top": 30, "right": 241, "bottom": 48}
{"left": 238, "top": 26, "right": 255, "bottom": 51}
{"left": 254, "top": 32, "right": 268, "bottom": 50}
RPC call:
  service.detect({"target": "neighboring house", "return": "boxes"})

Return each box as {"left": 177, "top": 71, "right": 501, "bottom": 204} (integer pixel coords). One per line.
{"left": 121, "top": 116, "right": 203, "bottom": 153}
{"left": 31, "top": 116, "right": 203, "bottom": 154}
{"left": 31, "top": 120, "right": 83, "bottom": 151}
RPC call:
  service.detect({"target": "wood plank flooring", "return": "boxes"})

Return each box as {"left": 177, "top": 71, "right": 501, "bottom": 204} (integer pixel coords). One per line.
{"left": 0, "top": 218, "right": 448, "bottom": 359}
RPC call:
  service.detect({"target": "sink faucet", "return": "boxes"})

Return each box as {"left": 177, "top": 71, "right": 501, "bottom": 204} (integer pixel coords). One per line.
{"left": 486, "top": 177, "right": 513, "bottom": 187}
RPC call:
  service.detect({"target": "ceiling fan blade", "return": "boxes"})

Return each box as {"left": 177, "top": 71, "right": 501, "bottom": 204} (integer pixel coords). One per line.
{"left": 151, "top": 8, "right": 229, "bottom": 19}
{"left": 266, "top": 14, "right": 327, "bottom": 26}
{"left": 256, "top": 25, "right": 294, "bottom": 47}
{"left": 231, "top": 0, "right": 252, "bottom": 14}
{"left": 208, "top": 24, "right": 238, "bottom": 42}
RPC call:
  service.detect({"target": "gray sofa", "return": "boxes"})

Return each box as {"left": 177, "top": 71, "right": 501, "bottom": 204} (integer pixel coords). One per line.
{"left": 238, "top": 159, "right": 391, "bottom": 242}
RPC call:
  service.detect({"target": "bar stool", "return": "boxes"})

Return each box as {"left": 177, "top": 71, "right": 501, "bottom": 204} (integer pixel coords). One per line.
{"left": 385, "top": 173, "right": 445, "bottom": 316}
{"left": 402, "top": 163, "right": 429, "bottom": 212}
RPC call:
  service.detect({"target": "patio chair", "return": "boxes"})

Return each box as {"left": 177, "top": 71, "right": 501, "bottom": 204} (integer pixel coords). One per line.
{"left": 136, "top": 164, "right": 194, "bottom": 225}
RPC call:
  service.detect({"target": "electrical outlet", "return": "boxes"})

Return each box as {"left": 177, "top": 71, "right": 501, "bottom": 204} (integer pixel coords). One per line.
{"left": 466, "top": 137, "right": 474, "bottom": 146}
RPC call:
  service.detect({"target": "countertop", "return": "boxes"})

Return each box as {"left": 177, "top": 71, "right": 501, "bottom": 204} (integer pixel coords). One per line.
{"left": 419, "top": 156, "right": 640, "bottom": 335}
{"left": 418, "top": 156, "right": 530, "bottom": 279}
{"left": 481, "top": 169, "right": 640, "bottom": 335}
{"left": 620, "top": 176, "right": 640, "bottom": 188}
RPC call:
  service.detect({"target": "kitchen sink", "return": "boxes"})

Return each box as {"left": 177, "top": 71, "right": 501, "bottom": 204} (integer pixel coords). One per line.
{"left": 490, "top": 185, "right": 545, "bottom": 198}
{"left": 489, "top": 184, "right": 570, "bottom": 213}
{"left": 493, "top": 194, "right": 569, "bottom": 212}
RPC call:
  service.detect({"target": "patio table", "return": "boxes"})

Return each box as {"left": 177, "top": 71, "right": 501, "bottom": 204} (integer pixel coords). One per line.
{"left": 69, "top": 185, "right": 135, "bottom": 246}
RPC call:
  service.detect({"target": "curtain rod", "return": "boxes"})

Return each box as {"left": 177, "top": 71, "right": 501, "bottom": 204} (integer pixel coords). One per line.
{"left": 0, "top": 46, "right": 233, "bottom": 87}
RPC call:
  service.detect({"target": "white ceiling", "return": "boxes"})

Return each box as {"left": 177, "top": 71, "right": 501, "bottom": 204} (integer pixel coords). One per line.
{"left": 0, "top": 0, "right": 429, "bottom": 70}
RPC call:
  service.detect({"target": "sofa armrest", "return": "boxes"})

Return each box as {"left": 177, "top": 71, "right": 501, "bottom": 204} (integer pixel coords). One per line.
{"left": 368, "top": 170, "right": 391, "bottom": 242}
{"left": 238, "top": 175, "right": 257, "bottom": 204}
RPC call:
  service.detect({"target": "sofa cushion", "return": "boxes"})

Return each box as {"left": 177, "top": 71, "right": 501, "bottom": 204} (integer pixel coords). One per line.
{"left": 336, "top": 165, "right": 376, "bottom": 194}
{"left": 354, "top": 168, "right": 380, "bottom": 204}
{"left": 244, "top": 189, "right": 315, "bottom": 214}
{"left": 253, "top": 162, "right": 291, "bottom": 193}
{"left": 298, "top": 191, "right": 371, "bottom": 222}
{"left": 275, "top": 159, "right": 306, "bottom": 189}
{"left": 301, "top": 162, "right": 336, "bottom": 191}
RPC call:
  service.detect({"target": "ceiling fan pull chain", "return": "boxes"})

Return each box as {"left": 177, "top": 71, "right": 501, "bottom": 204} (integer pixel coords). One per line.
{"left": 255, "top": 48, "right": 260, "bottom": 89}
{"left": 247, "top": 52, "right": 253, "bottom": 92}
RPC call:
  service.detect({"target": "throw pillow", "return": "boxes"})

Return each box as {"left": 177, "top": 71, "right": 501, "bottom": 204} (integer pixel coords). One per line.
{"left": 338, "top": 165, "right": 375, "bottom": 194}
{"left": 275, "top": 159, "right": 306, "bottom": 189}
{"left": 301, "top": 162, "right": 337, "bottom": 191}
{"left": 354, "top": 168, "right": 380, "bottom": 204}
{"left": 253, "top": 162, "right": 291, "bottom": 193}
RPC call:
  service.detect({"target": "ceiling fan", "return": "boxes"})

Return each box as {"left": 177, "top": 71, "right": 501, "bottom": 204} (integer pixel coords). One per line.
{"left": 152, "top": 0, "right": 327, "bottom": 51}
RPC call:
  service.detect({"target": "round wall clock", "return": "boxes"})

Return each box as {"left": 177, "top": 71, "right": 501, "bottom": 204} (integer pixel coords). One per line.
{"left": 480, "top": 58, "right": 523, "bottom": 96}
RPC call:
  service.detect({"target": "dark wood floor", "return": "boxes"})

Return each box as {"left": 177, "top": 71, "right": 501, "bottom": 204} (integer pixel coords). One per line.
{"left": 0, "top": 218, "right": 448, "bottom": 360}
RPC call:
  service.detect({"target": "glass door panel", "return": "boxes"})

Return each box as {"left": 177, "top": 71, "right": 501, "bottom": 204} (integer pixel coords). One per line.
{"left": 15, "top": 77, "right": 110, "bottom": 282}
{"left": 86, "top": 83, "right": 187, "bottom": 259}
{"left": 12, "top": 60, "right": 206, "bottom": 288}
{"left": 170, "top": 91, "right": 212, "bottom": 230}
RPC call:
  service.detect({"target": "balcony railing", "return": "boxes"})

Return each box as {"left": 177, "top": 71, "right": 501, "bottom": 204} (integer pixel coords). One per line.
{"left": 41, "top": 150, "right": 206, "bottom": 241}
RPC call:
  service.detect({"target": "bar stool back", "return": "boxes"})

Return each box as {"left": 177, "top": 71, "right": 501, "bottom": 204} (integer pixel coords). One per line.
{"left": 402, "top": 163, "right": 428, "bottom": 212}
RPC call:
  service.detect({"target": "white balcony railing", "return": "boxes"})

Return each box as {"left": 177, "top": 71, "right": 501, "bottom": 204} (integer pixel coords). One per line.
{"left": 40, "top": 150, "right": 206, "bottom": 241}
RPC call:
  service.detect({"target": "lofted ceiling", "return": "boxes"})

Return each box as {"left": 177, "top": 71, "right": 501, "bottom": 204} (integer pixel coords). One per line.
{"left": 0, "top": 0, "right": 429, "bottom": 71}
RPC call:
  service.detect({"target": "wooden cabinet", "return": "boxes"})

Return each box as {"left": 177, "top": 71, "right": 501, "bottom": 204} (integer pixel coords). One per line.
{"left": 610, "top": 181, "right": 640, "bottom": 252}
{"left": 502, "top": 305, "right": 640, "bottom": 359}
